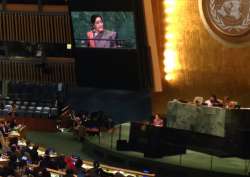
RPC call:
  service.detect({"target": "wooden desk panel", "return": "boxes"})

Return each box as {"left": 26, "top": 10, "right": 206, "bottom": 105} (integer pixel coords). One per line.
{"left": 1, "top": 116, "right": 57, "bottom": 132}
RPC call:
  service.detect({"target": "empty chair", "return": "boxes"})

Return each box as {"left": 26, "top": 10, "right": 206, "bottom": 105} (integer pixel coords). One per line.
{"left": 36, "top": 106, "right": 42, "bottom": 111}
{"left": 27, "top": 106, "right": 35, "bottom": 117}
{"left": 23, "top": 101, "right": 29, "bottom": 106}
{"left": 43, "top": 107, "right": 50, "bottom": 112}
{"left": 44, "top": 102, "right": 52, "bottom": 107}
{"left": 15, "top": 101, "right": 22, "bottom": 105}
{"left": 51, "top": 108, "right": 58, "bottom": 117}
{"left": 7, "top": 100, "right": 14, "bottom": 105}
{"left": 4, "top": 96, "right": 10, "bottom": 100}
{"left": 28, "top": 106, "right": 35, "bottom": 111}
{"left": 20, "top": 106, "right": 27, "bottom": 110}
{"left": 26, "top": 110, "right": 34, "bottom": 117}
{"left": 15, "top": 109, "right": 23, "bottom": 117}
{"left": 33, "top": 110, "right": 41, "bottom": 118}
{"left": 41, "top": 106, "right": 50, "bottom": 118}
{"left": 41, "top": 111, "right": 49, "bottom": 118}
{"left": 30, "top": 102, "right": 36, "bottom": 107}
{"left": 34, "top": 106, "right": 42, "bottom": 118}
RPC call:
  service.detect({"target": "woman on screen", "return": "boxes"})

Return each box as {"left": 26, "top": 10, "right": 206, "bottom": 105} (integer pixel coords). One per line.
{"left": 86, "top": 15, "right": 118, "bottom": 48}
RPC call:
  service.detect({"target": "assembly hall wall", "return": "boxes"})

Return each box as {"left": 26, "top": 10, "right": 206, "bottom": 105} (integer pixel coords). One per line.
{"left": 151, "top": 0, "right": 250, "bottom": 114}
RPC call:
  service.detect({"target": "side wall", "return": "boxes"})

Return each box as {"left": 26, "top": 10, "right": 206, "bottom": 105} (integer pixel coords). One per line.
{"left": 66, "top": 87, "right": 152, "bottom": 123}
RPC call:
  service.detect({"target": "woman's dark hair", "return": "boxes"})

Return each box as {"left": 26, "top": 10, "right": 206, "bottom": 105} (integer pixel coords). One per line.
{"left": 75, "top": 159, "right": 83, "bottom": 169}
{"left": 93, "top": 160, "right": 100, "bottom": 169}
{"left": 90, "top": 15, "right": 103, "bottom": 29}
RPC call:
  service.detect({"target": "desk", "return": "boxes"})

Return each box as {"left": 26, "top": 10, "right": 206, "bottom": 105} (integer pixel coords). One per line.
{"left": 166, "top": 101, "right": 250, "bottom": 158}
{"left": 0, "top": 157, "right": 9, "bottom": 168}
{"left": 167, "top": 101, "right": 250, "bottom": 138}
{"left": 167, "top": 101, "right": 226, "bottom": 137}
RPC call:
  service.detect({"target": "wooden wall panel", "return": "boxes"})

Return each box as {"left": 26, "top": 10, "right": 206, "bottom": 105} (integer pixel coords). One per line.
{"left": 0, "top": 12, "right": 71, "bottom": 44}
{"left": 65, "top": 15, "right": 71, "bottom": 44}
{"left": 151, "top": 0, "right": 250, "bottom": 113}
{"left": 42, "top": 5, "right": 68, "bottom": 13}
{"left": 5, "top": 4, "right": 39, "bottom": 12}
{"left": 2, "top": 13, "right": 6, "bottom": 41}
{"left": 0, "top": 13, "right": 2, "bottom": 40}
{"left": 5, "top": 4, "right": 68, "bottom": 13}
{"left": 0, "top": 58, "right": 76, "bottom": 84}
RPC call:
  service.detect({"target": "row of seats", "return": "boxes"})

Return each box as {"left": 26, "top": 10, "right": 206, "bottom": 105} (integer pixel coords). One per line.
{"left": 3, "top": 100, "right": 56, "bottom": 108}
{"left": 0, "top": 107, "right": 58, "bottom": 118}
{"left": 0, "top": 96, "right": 58, "bottom": 118}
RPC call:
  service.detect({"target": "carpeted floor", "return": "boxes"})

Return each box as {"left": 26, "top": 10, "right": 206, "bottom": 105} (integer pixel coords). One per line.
{"left": 26, "top": 130, "right": 93, "bottom": 161}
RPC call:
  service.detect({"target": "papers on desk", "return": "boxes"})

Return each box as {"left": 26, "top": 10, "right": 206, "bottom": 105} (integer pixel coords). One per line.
{"left": 8, "top": 131, "right": 20, "bottom": 137}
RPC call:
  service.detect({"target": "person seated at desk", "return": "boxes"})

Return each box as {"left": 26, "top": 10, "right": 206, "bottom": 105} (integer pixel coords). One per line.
{"left": 193, "top": 97, "right": 204, "bottom": 106}
{"left": 75, "top": 159, "right": 86, "bottom": 177}
{"left": 22, "top": 140, "right": 32, "bottom": 156}
{"left": 40, "top": 152, "right": 55, "bottom": 170}
{"left": 205, "top": 95, "right": 223, "bottom": 107}
{"left": 0, "top": 121, "right": 9, "bottom": 137}
{"left": 73, "top": 117, "right": 82, "bottom": 135}
{"left": 86, "top": 160, "right": 112, "bottom": 177}
{"left": 0, "top": 131, "right": 8, "bottom": 153}
{"left": 30, "top": 144, "right": 40, "bottom": 164}
{"left": 223, "top": 96, "right": 238, "bottom": 109}
{"left": 4, "top": 121, "right": 11, "bottom": 132}
{"left": 152, "top": 114, "right": 164, "bottom": 127}
{"left": 10, "top": 102, "right": 16, "bottom": 118}
{"left": 10, "top": 119, "right": 17, "bottom": 129}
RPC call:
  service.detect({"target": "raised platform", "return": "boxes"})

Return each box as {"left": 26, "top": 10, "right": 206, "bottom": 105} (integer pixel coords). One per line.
{"left": 84, "top": 123, "right": 249, "bottom": 177}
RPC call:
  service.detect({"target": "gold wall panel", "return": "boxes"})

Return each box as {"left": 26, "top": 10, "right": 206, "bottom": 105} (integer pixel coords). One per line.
{"left": 152, "top": 0, "right": 250, "bottom": 113}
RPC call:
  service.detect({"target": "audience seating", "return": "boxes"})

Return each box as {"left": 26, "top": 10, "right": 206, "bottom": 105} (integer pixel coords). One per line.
{"left": 0, "top": 97, "right": 58, "bottom": 119}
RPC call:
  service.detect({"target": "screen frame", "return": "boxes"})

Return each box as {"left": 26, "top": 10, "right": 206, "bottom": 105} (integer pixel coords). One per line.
{"left": 68, "top": 0, "right": 152, "bottom": 90}
{"left": 70, "top": 11, "right": 138, "bottom": 50}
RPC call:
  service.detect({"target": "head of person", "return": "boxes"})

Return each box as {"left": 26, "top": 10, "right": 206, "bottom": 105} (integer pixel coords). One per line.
{"left": 75, "top": 159, "right": 83, "bottom": 169}
{"left": 0, "top": 121, "right": 4, "bottom": 127}
{"left": 91, "top": 15, "right": 104, "bottom": 33}
{"left": 26, "top": 140, "right": 31, "bottom": 147}
{"left": 33, "top": 144, "right": 39, "bottom": 151}
{"left": 4, "top": 121, "right": 8, "bottom": 126}
{"left": 6, "top": 121, "right": 10, "bottom": 126}
{"left": 154, "top": 113, "right": 160, "bottom": 120}
{"left": 223, "top": 96, "right": 230, "bottom": 102}
{"left": 210, "top": 94, "right": 217, "bottom": 102}
{"left": 93, "top": 160, "right": 100, "bottom": 169}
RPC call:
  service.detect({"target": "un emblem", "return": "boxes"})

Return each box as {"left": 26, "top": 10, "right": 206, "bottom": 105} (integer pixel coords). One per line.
{"left": 199, "top": 0, "right": 250, "bottom": 45}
